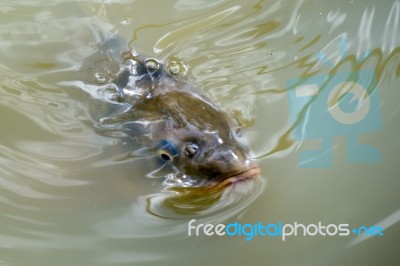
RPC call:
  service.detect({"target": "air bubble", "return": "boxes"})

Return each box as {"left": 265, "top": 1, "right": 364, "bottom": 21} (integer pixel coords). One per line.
{"left": 169, "top": 63, "right": 181, "bottom": 75}
{"left": 145, "top": 59, "right": 159, "bottom": 72}
{"left": 120, "top": 17, "right": 132, "bottom": 25}
{"left": 166, "top": 57, "right": 187, "bottom": 76}
{"left": 95, "top": 72, "right": 106, "bottom": 84}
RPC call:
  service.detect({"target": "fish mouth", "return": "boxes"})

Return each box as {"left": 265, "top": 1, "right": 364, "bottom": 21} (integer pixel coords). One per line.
{"left": 211, "top": 166, "right": 261, "bottom": 190}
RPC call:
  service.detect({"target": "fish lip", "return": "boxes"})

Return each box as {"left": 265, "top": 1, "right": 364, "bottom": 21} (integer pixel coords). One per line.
{"left": 211, "top": 166, "right": 261, "bottom": 189}
{"left": 225, "top": 166, "right": 261, "bottom": 183}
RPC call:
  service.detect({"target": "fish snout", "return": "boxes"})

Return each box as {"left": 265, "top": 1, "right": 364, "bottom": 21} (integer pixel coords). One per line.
{"left": 200, "top": 146, "right": 254, "bottom": 180}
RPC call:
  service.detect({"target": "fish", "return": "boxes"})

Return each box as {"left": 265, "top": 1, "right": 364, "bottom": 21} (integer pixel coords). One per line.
{"left": 97, "top": 50, "right": 260, "bottom": 189}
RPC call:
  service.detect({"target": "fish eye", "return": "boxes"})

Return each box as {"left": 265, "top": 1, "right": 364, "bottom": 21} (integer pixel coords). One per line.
{"left": 157, "top": 139, "right": 177, "bottom": 161}
{"left": 185, "top": 143, "right": 199, "bottom": 158}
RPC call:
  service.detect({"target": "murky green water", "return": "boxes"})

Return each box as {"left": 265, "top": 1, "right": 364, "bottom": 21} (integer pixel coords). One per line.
{"left": 1, "top": 0, "right": 399, "bottom": 265}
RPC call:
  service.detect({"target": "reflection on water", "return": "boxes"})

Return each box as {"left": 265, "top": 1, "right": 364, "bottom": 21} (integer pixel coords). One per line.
{"left": 0, "top": 0, "right": 399, "bottom": 265}
{"left": 146, "top": 177, "right": 265, "bottom": 218}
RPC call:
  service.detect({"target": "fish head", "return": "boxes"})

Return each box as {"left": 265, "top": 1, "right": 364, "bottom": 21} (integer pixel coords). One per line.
{"left": 156, "top": 124, "right": 259, "bottom": 185}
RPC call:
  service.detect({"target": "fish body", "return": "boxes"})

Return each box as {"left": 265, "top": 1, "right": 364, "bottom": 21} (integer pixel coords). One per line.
{"left": 102, "top": 53, "right": 259, "bottom": 185}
